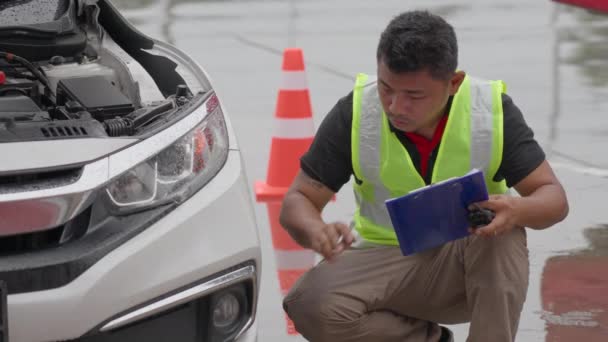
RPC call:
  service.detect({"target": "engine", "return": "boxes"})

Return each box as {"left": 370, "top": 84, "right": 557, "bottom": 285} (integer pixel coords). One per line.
{"left": 0, "top": 0, "right": 195, "bottom": 143}
{"left": 0, "top": 56, "right": 121, "bottom": 140}
{"left": 0, "top": 51, "right": 189, "bottom": 142}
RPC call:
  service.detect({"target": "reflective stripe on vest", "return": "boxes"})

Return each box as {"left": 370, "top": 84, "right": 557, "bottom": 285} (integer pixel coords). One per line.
{"left": 351, "top": 73, "right": 508, "bottom": 245}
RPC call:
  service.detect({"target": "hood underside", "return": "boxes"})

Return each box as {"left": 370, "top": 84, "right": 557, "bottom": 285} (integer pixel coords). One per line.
{"left": 0, "top": 0, "right": 225, "bottom": 173}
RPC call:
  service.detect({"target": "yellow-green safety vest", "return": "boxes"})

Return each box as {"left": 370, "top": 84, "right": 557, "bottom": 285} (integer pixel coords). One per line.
{"left": 351, "top": 73, "right": 509, "bottom": 246}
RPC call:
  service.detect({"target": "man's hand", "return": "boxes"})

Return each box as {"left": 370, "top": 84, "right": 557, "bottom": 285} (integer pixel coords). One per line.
{"left": 307, "top": 222, "right": 355, "bottom": 261}
{"left": 467, "top": 160, "right": 568, "bottom": 236}
{"left": 280, "top": 171, "right": 356, "bottom": 260}
{"left": 468, "top": 194, "right": 522, "bottom": 237}
{"left": 467, "top": 160, "right": 569, "bottom": 237}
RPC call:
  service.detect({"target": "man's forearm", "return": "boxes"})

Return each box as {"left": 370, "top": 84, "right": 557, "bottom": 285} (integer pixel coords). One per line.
{"left": 514, "top": 183, "right": 569, "bottom": 229}
{"left": 279, "top": 191, "right": 325, "bottom": 248}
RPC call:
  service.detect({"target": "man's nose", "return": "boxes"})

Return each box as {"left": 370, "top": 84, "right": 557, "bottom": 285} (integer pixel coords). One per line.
{"left": 388, "top": 93, "right": 411, "bottom": 115}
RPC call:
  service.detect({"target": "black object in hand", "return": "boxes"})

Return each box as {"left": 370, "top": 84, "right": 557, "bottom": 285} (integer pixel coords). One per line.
{"left": 468, "top": 207, "right": 495, "bottom": 228}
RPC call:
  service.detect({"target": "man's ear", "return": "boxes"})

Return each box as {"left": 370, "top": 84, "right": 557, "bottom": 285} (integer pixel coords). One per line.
{"left": 448, "top": 71, "right": 466, "bottom": 96}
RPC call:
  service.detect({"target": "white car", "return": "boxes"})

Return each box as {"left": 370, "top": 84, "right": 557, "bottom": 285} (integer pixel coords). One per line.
{"left": 0, "top": 0, "right": 261, "bottom": 341}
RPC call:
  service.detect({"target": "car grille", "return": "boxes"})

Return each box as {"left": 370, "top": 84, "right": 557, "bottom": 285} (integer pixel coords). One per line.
{"left": 0, "top": 206, "right": 91, "bottom": 257}
{"left": 0, "top": 167, "right": 81, "bottom": 194}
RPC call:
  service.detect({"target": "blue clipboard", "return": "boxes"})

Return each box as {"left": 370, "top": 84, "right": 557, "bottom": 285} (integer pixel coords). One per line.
{"left": 385, "top": 169, "right": 489, "bottom": 256}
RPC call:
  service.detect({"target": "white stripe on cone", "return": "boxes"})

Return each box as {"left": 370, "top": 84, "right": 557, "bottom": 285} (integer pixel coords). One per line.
{"left": 274, "top": 249, "right": 316, "bottom": 270}
{"left": 281, "top": 71, "right": 308, "bottom": 90}
{"left": 273, "top": 117, "right": 315, "bottom": 139}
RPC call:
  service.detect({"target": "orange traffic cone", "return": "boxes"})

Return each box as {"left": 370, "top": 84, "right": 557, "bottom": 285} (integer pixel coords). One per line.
{"left": 255, "top": 48, "right": 317, "bottom": 335}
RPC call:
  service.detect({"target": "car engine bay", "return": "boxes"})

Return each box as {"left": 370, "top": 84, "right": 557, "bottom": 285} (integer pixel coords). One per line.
{"left": 0, "top": 0, "right": 200, "bottom": 142}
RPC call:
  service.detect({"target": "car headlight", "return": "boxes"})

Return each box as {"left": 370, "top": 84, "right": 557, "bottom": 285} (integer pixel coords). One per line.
{"left": 105, "top": 99, "right": 229, "bottom": 214}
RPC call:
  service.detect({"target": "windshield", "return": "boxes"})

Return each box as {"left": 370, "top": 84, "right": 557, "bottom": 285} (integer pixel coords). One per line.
{"left": 0, "top": 0, "right": 70, "bottom": 27}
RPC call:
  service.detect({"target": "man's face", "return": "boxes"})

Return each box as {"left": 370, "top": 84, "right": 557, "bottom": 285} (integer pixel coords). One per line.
{"left": 377, "top": 60, "right": 463, "bottom": 134}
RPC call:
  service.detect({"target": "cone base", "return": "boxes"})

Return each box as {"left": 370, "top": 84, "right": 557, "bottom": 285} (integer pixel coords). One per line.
{"left": 254, "top": 181, "right": 288, "bottom": 202}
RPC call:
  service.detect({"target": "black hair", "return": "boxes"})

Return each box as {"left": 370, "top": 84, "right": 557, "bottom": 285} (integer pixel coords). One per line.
{"left": 376, "top": 10, "right": 458, "bottom": 80}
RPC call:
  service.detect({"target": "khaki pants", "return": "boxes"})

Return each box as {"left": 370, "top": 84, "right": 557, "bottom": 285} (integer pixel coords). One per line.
{"left": 283, "top": 228, "right": 529, "bottom": 342}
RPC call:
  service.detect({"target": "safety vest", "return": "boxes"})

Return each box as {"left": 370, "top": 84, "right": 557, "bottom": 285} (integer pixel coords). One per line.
{"left": 351, "top": 73, "right": 509, "bottom": 246}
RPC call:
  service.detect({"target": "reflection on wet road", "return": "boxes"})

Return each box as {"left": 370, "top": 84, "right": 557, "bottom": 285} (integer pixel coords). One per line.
{"left": 541, "top": 225, "right": 608, "bottom": 339}
{"left": 113, "top": 1, "right": 608, "bottom": 340}
{"left": 549, "top": 5, "right": 608, "bottom": 177}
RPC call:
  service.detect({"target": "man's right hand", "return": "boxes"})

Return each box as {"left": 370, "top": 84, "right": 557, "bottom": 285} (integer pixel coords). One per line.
{"left": 280, "top": 171, "right": 355, "bottom": 261}
{"left": 307, "top": 222, "right": 355, "bottom": 261}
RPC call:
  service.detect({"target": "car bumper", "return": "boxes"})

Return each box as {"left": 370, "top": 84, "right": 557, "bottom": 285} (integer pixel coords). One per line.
{"left": 7, "top": 151, "right": 261, "bottom": 342}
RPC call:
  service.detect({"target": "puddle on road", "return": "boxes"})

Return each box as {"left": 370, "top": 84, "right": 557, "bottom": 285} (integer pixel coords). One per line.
{"left": 539, "top": 310, "right": 602, "bottom": 328}
{"left": 546, "top": 4, "right": 608, "bottom": 173}
{"left": 559, "top": 7, "right": 608, "bottom": 89}
{"left": 540, "top": 225, "right": 608, "bottom": 339}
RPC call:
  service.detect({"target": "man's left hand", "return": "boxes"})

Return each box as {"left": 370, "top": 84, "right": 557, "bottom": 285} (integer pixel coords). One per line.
{"left": 468, "top": 194, "right": 522, "bottom": 237}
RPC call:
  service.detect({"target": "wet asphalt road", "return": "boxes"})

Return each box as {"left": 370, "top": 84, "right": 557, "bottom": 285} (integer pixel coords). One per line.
{"left": 115, "top": 0, "right": 608, "bottom": 340}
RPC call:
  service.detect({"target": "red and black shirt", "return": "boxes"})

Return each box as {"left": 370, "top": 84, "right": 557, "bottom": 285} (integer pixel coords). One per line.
{"left": 301, "top": 92, "right": 545, "bottom": 192}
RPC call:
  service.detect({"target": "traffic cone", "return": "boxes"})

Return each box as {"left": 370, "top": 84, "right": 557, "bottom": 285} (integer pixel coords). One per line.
{"left": 255, "top": 48, "right": 317, "bottom": 335}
